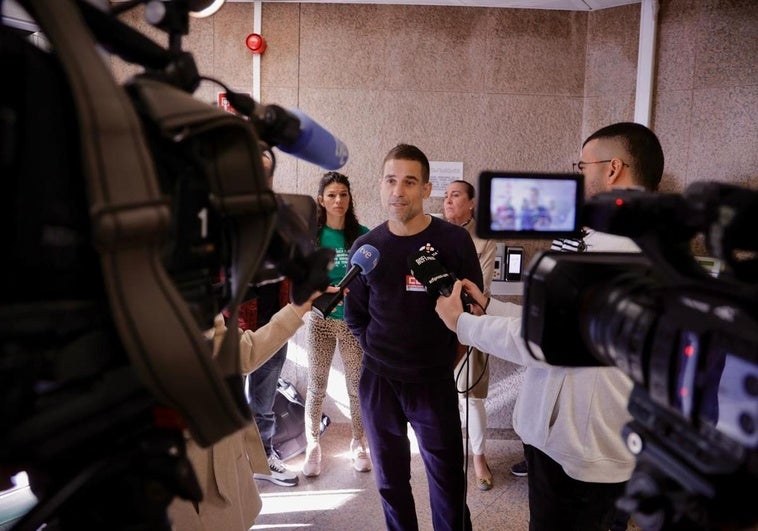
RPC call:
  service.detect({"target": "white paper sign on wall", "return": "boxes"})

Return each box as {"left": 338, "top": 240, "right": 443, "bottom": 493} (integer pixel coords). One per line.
{"left": 429, "top": 161, "right": 464, "bottom": 198}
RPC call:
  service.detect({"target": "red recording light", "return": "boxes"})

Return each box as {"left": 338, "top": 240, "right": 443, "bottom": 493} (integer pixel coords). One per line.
{"left": 615, "top": 198, "right": 624, "bottom": 206}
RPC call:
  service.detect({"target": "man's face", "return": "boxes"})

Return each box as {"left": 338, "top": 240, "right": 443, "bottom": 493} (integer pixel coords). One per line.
{"left": 579, "top": 138, "right": 612, "bottom": 198}
{"left": 380, "top": 158, "right": 430, "bottom": 224}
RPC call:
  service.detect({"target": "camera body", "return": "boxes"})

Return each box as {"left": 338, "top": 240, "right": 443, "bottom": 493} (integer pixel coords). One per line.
{"left": 1, "top": 1, "right": 334, "bottom": 529}
{"left": 478, "top": 173, "right": 758, "bottom": 530}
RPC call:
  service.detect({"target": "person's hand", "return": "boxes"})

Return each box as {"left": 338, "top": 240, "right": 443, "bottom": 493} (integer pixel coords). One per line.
{"left": 435, "top": 280, "right": 466, "bottom": 332}
{"left": 292, "top": 285, "right": 340, "bottom": 317}
{"left": 460, "top": 279, "right": 487, "bottom": 311}
{"left": 334, "top": 286, "right": 351, "bottom": 309}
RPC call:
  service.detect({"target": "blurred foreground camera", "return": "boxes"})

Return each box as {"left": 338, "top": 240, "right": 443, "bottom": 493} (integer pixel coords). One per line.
{"left": 479, "top": 175, "right": 757, "bottom": 530}
{"left": 1, "top": 0, "right": 339, "bottom": 529}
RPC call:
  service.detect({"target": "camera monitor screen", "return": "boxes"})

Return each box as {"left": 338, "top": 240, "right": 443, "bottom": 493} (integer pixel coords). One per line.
{"left": 476, "top": 171, "right": 583, "bottom": 239}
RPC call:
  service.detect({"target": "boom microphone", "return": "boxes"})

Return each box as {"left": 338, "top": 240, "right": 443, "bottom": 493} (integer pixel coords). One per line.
{"left": 212, "top": 93, "right": 349, "bottom": 170}
{"left": 407, "top": 250, "right": 475, "bottom": 310}
{"left": 261, "top": 105, "right": 349, "bottom": 170}
{"left": 311, "top": 244, "right": 380, "bottom": 318}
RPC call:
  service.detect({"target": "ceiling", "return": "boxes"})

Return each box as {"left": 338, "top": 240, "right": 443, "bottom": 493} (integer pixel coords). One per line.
{"left": 230, "top": 0, "right": 640, "bottom": 10}
{"left": 2, "top": 0, "right": 641, "bottom": 34}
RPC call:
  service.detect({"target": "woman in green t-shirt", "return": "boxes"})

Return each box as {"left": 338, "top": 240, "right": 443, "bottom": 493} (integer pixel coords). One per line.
{"left": 302, "top": 172, "right": 371, "bottom": 477}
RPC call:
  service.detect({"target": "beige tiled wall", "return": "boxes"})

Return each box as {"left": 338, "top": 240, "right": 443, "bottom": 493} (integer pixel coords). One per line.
{"left": 111, "top": 0, "right": 757, "bottom": 430}
{"left": 113, "top": 0, "right": 756, "bottom": 245}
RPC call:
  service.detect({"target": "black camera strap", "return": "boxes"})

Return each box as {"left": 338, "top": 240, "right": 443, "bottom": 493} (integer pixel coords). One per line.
{"left": 23, "top": 0, "right": 271, "bottom": 447}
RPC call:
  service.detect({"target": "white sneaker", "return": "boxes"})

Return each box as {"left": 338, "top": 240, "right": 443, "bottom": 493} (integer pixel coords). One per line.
{"left": 302, "top": 441, "right": 321, "bottom": 477}
{"left": 254, "top": 454, "right": 299, "bottom": 487}
{"left": 350, "top": 438, "right": 372, "bottom": 472}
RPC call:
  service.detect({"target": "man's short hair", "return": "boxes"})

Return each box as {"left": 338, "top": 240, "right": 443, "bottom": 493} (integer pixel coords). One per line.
{"left": 382, "top": 144, "right": 430, "bottom": 183}
{"left": 584, "top": 122, "right": 664, "bottom": 191}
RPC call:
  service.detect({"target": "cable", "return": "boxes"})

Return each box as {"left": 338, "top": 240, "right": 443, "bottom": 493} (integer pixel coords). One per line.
{"left": 457, "top": 343, "right": 490, "bottom": 529}
{"left": 455, "top": 345, "right": 489, "bottom": 394}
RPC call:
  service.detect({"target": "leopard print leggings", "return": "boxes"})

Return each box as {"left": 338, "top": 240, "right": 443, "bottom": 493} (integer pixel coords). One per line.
{"left": 304, "top": 313, "right": 365, "bottom": 443}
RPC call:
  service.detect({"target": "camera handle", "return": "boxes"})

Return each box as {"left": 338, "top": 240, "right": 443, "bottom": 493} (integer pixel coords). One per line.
{"left": 78, "top": 0, "right": 201, "bottom": 93}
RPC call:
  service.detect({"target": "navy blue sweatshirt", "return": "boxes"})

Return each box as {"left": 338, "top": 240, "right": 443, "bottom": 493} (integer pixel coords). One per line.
{"left": 344, "top": 216, "right": 483, "bottom": 383}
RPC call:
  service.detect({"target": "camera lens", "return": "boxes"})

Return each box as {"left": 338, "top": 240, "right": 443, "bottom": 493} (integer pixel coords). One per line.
{"left": 583, "top": 272, "right": 660, "bottom": 385}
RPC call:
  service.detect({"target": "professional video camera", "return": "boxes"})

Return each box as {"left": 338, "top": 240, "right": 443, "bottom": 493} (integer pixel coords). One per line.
{"left": 477, "top": 171, "right": 758, "bottom": 530}
{"left": 1, "top": 0, "right": 344, "bottom": 529}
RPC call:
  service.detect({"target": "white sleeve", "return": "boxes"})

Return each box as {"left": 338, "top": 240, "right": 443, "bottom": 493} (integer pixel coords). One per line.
{"left": 456, "top": 298, "right": 551, "bottom": 368}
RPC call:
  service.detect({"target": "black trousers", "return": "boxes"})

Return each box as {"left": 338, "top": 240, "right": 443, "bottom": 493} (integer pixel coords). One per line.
{"left": 524, "top": 444, "right": 629, "bottom": 531}
{"left": 360, "top": 368, "right": 472, "bottom": 531}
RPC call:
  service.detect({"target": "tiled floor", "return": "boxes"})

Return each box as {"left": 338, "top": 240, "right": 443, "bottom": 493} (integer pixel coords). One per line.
{"left": 253, "top": 422, "right": 530, "bottom": 530}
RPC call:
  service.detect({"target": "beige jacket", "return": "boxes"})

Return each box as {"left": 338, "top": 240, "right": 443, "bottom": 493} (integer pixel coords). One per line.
{"left": 169, "top": 304, "right": 305, "bottom": 531}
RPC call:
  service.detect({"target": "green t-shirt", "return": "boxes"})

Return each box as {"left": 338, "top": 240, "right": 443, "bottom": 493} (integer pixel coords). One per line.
{"left": 319, "top": 224, "right": 370, "bottom": 320}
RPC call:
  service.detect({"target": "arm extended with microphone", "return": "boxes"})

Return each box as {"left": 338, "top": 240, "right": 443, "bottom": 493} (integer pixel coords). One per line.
{"left": 311, "top": 244, "right": 380, "bottom": 318}
{"left": 407, "top": 250, "right": 477, "bottom": 312}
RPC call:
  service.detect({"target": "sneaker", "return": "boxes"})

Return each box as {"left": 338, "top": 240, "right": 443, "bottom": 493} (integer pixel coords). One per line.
{"left": 302, "top": 442, "right": 321, "bottom": 477}
{"left": 254, "top": 454, "right": 299, "bottom": 487}
{"left": 510, "top": 459, "right": 528, "bottom": 477}
{"left": 350, "top": 439, "right": 372, "bottom": 472}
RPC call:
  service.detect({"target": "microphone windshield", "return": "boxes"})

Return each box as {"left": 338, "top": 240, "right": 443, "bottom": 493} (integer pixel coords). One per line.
{"left": 310, "top": 243, "right": 379, "bottom": 319}
{"left": 277, "top": 108, "right": 349, "bottom": 170}
{"left": 351, "top": 244, "right": 380, "bottom": 274}
{"left": 407, "top": 250, "right": 455, "bottom": 298}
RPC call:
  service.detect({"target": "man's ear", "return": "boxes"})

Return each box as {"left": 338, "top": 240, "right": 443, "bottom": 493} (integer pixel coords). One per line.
{"left": 423, "top": 181, "right": 432, "bottom": 198}
{"left": 607, "top": 158, "right": 624, "bottom": 185}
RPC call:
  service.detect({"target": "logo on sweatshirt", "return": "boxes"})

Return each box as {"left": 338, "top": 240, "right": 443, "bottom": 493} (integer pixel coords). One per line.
{"left": 406, "top": 243, "right": 438, "bottom": 292}
{"left": 417, "top": 242, "right": 438, "bottom": 256}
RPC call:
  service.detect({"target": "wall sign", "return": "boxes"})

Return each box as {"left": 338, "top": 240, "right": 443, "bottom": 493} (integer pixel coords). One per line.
{"left": 429, "top": 161, "right": 463, "bottom": 198}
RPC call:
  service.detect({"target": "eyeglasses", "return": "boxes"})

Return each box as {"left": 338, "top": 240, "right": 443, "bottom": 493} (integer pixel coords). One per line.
{"left": 572, "top": 159, "right": 629, "bottom": 173}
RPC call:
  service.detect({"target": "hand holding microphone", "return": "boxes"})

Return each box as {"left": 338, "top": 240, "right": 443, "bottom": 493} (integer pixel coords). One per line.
{"left": 311, "top": 244, "right": 380, "bottom": 319}
{"left": 435, "top": 280, "right": 468, "bottom": 333}
{"left": 291, "top": 285, "right": 341, "bottom": 318}
{"left": 407, "top": 250, "right": 477, "bottom": 312}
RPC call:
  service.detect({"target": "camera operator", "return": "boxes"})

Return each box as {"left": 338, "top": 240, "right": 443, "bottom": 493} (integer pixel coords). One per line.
{"left": 435, "top": 123, "right": 664, "bottom": 531}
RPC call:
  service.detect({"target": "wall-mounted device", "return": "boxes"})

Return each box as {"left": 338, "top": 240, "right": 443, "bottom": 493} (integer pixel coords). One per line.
{"left": 505, "top": 246, "right": 524, "bottom": 281}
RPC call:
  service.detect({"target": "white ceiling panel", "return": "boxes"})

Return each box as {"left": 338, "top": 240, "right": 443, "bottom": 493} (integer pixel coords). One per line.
{"left": 229, "top": 0, "right": 640, "bottom": 11}
{"left": 3, "top": 0, "right": 642, "bottom": 35}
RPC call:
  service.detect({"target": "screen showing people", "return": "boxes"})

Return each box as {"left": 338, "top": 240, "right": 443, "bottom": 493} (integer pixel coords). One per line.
{"left": 476, "top": 172, "right": 582, "bottom": 239}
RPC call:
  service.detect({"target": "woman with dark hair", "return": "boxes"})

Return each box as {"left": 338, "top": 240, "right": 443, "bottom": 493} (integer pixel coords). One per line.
{"left": 302, "top": 172, "right": 371, "bottom": 477}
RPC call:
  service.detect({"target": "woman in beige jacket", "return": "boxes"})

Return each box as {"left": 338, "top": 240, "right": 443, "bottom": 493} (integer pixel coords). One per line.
{"left": 169, "top": 290, "right": 334, "bottom": 530}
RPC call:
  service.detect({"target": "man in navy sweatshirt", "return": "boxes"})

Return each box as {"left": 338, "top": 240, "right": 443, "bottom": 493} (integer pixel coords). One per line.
{"left": 344, "top": 144, "right": 483, "bottom": 531}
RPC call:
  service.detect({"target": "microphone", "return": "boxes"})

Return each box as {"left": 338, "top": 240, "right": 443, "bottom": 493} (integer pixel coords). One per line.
{"left": 407, "top": 250, "right": 475, "bottom": 310}
{"left": 261, "top": 105, "right": 349, "bottom": 170}
{"left": 215, "top": 94, "right": 348, "bottom": 170}
{"left": 311, "top": 244, "right": 380, "bottom": 318}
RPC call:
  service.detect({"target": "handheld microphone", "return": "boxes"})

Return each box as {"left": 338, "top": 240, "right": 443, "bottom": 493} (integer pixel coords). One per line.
{"left": 311, "top": 244, "right": 380, "bottom": 318}
{"left": 261, "top": 105, "right": 349, "bottom": 170}
{"left": 407, "top": 250, "right": 476, "bottom": 311}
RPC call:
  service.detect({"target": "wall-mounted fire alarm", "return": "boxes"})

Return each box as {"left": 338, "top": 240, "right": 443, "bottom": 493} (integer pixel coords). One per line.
{"left": 245, "top": 33, "right": 267, "bottom": 54}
